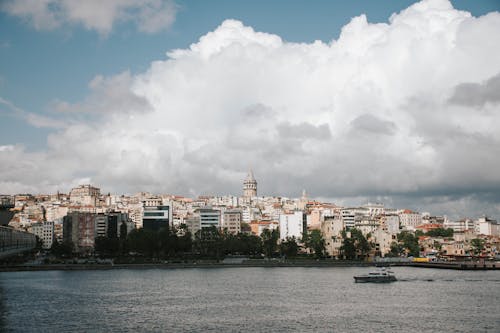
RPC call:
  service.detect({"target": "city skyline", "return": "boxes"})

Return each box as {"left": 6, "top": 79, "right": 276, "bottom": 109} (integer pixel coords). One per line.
{"left": 1, "top": 0, "right": 500, "bottom": 219}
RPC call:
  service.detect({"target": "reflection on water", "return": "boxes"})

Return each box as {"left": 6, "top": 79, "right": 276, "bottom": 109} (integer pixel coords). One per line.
{"left": 0, "top": 267, "right": 499, "bottom": 332}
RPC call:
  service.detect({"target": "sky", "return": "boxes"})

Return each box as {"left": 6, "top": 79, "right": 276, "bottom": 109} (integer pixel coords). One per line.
{"left": 1, "top": 0, "right": 500, "bottom": 219}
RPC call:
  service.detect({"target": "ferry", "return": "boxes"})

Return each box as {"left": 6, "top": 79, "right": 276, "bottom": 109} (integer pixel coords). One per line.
{"left": 353, "top": 267, "right": 397, "bottom": 283}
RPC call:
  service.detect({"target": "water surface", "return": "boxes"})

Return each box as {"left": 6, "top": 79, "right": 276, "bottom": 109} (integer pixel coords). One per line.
{"left": 1, "top": 267, "right": 499, "bottom": 332}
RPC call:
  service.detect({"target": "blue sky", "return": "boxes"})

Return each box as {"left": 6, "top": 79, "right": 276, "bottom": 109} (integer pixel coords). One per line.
{"left": 1, "top": 0, "right": 498, "bottom": 149}
{"left": 1, "top": 0, "right": 500, "bottom": 218}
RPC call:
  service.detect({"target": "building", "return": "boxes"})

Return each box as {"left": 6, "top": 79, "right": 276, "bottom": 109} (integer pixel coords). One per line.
{"left": 95, "top": 212, "right": 130, "bottom": 238}
{"left": 63, "top": 212, "right": 96, "bottom": 254}
{"left": 475, "top": 216, "right": 499, "bottom": 236}
{"left": 197, "top": 207, "right": 221, "bottom": 229}
{"left": 250, "top": 220, "right": 278, "bottom": 236}
{"left": 279, "top": 211, "right": 306, "bottom": 241}
{"left": 142, "top": 204, "right": 172, "bottom": 232}
{"left": 30, "top": 221, "right": 54, "bottom": 249}
{"left": 69, "top": 185, "right": 100, "bottom": 206}
{"left": 222, "top": 210, "right": 242, "bottom": 235}
{"left": 383, "top": 214, "right": 400, "bottom": 234}
{"left": 399, "top": 210, "right": 422, "bottom": 231}
{"left": 321, "top": 214, "right": 344, "bottom": 257}
{"left": 243, "top": 170, "right": 257, "bottom": 198}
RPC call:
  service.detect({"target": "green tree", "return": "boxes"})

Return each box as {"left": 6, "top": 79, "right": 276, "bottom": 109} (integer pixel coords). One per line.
{"left": 303, "top": 229, "right": 326, "bottom": 258}
{"left": 94, "top": 236, "right": 120, "bottom": 257}
{"left": 426, "top": 228, "right": 454, "bottom": 238}
{"left": 279, "top": 236, "right": 299, "bottom": 258}
{"left": 388, "top": 241, "right": 403, "bottom": 257}
{"left": 127, "top": 229, "right": 160, "bottom": 257}
{"left": 261, "top": 228, "right": 279, "bottom": 258}
{"left": 119, "top": 221, "right": 128, "bottom": 240}
{"left": 193, "top": 226, "right": 223, "bottom": 259}
{"left": 397, "top": 231, "right": 420, "bottom": 257}
{"left": 339, "top": 229, "right": 371, "bottom": 260}
{"left": 470, "top": 238, "right": 485, "bottom": 256}
{"left": 51, "top": 239, "right": 73, "bottom": 257}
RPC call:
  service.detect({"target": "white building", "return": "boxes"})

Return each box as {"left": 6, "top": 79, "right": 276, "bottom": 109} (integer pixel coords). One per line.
{"left": 279, "top": 211, "right": 305, "bottom": 241}
{"left": 444, "top": 219, "right": 474, "bottom": 233}
{"left": 197, "top": 207, "right": 221, "bottom": 229}
{"left": 384, "top": 215, "right": 400, "bottom": 234}
{"left": 475, "top": 216, "right": 499, "bottom": 236}
{"left": 399, "top": 210, "right": 422, "bottom": 231}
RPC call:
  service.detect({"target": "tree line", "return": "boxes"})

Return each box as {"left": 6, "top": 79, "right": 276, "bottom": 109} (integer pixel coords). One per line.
{"left": 50, "top": 223, "right": 456, "bottom": 260}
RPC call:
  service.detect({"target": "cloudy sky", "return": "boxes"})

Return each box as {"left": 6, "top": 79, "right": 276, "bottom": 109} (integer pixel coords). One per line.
{"left": 1, "top": 0, "right": 500, "bottom": 219}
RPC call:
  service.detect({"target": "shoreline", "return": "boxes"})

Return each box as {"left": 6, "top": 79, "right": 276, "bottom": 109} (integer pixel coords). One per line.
{"left": 1, "top": 260, "right": 499, "bottom": 272}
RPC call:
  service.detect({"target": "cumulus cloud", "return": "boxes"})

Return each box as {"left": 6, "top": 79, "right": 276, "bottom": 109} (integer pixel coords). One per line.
{"left": 2, "top": 0, "right": 500, "bottom": 218}
{"left": 448, "top": 72, "right": 500, "bottom": 107}
{"left": 1, "top": 0, "right": 177, "bottom": 35}
{"left": 53, "top": 71, "right": 153, "bottom": 114}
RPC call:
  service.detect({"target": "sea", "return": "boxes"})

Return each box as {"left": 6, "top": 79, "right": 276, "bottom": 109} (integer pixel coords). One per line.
{"left": 0, "top": 266, "right": 499, "bottom": 332}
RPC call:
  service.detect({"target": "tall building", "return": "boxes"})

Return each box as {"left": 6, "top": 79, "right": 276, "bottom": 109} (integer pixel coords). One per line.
{"left": 69, "top": 184, "right": 100, "bottom": 206}
{"left": 142, "top": 204, "right": 172, "bottom": 232}
{"left": 279, "top": 211, "right": 306, "bottom": 241}
{"left": 243, "top": 170, "right": 257, "bottom": 198}
{"left": 63, "top": 212, "right": 96, "bottom": 254}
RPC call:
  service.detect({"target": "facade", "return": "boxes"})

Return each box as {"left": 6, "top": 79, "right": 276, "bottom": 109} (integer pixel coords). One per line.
{"left": 384, "top": 215, "right": 400, "bottom": 234}
{"left": 197, "top": 208, "right": 221, "bottom": 229}
{"left": 222, "top": 210, "right": 242, "bottom": 235}
{"left": 69, "top": 184, "right": 100, "bottom": 206}
{"left": 321, "top": 214, "right": 344, "bottom": 257}
{"left": 475, "top": 217, "right": 499, "bottom": 236}
{"left": 30, "top": 221, "right": 54, "bottom": 249}
{"left": 279, "top": 211, "right": 305, "bottom": 241}
{"left": 399, "top": 210, "right": 422, "bottom": 231}
{"left": 63, "top": 212, "right": 96, "bottom": 254}
{"left": 95, "top": 212, "right": 129, "bottom": 238}
{"left": 142, "top": 205, "right": 172, "bottom": 231}
{"left": 243, "top": 170, "right": 257, "bottom": 198}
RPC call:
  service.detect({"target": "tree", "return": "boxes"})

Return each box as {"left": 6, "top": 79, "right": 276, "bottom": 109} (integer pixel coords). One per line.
{"left": 95, "top": 236, "right": 120, "bottom": 257}
{"left": 303, "top": 229, "right": 326, "bottom": 258}
{"left": 388, "top": 241, "right": 403, "bottom": 257}
{"left": 426, "top": 228, "right": 454, "bottom": 238}
{"left": 119, "top": 221, "right": 128, "bottom": 240}
{"left": 470, "top": 238, "right": 485, "bottom": 256}
{"left": 51, "top": 239, "right": 73, "bottom": 257}
{"left": 193, "top": 226, "right": 223, "bottom": 259}
{"left": 127, "top": 229, "right": 160, "bottom": 257}
{"left": 279, "top": 237, "right": 299, "bottom": 258}
{"left": 397, "top": 231, "right": 420, "bottom": 257}
{"left": 261, "top": 228, "right": 279, "bottom": 258}
{"left": 339, "top": 229, "right": 371, "bottom": 260}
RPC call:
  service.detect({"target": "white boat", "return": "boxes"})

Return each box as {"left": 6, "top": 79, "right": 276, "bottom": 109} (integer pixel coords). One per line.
{"left": 353, "top": 267, "right": 397, "bottom": 283}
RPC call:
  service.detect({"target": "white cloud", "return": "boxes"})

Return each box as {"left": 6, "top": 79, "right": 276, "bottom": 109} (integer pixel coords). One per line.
{"left": 1, "top": 0, "right": 177, "bottom": 35}
{"left": 2, "top": 0, "right": 500, "bottom": 218}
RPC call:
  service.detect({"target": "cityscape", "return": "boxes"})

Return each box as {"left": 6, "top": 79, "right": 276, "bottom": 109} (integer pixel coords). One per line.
{"left": 1, "top": 0, "right": 500, "bottom": 332}
{"left": 1, "top": 171, "right": 498, "bottom": 261}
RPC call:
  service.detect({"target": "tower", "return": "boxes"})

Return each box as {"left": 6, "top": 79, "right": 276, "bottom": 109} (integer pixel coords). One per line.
{"left": 243, "top": 170, "right": 257, "bottom": 198}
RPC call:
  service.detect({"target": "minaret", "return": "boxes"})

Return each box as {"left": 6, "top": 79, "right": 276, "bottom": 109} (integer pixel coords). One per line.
{"left": 243, "top": 170, "right": 257, "bottom": 198}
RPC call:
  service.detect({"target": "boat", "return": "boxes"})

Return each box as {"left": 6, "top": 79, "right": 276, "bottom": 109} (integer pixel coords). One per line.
{"left": 353, "top": 267, "right": 397, "bottom": 283}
